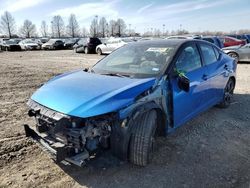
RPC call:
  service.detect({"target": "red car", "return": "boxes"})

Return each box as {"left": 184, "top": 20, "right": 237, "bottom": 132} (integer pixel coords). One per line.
{"left": 221, "top": 36, "right": 246, "bottom": 47}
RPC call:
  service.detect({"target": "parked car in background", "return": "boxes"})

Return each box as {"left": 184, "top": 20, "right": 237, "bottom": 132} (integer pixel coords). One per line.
{"left": 0, "top": 39, "right": 22, "bottom": 51}
{"left": 200, "top": 36, "right": 224, "bottom": 48}
{"left": 96, "top": 38, "right": 133, "bottom": 55}
{"left": 73, "top": 38, "right": 85, "bottom": 53}
{"left": 64, "top": 38, "right": 80, "bottom": 49}
{"left": 0, "top": 38, "right": 10, "bottom": 49}
{"left": 73, "top": 37, "right": 102, "bottom": 54}
{"left": 42, "top": 39, "right": 64, "bottom": 50}
{"left": 226, "top": 34, "right": 250, "bottom": 43}
{"left": 19, "top": 39, "right": 40, "bottom": 50}
{"left": 220, "top": 36, "right": 246, "bottom": 47}
{"left": 222, "top": 43, "right": 250, "bottom": 62}
{"left": 24, "top": 39, "right": 236, "bottom": 167}
{"left": 40, "top": 38, "right": 49, "bottom": 44}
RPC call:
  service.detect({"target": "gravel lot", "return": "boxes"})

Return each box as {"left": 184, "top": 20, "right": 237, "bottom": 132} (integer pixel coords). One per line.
{"left": 0, "top": 50, "right": 249, "bottom": 188}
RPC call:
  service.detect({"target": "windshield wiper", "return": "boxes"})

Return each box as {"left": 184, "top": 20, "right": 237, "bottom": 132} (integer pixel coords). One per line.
{"left": 101, "top": 73, "right": 130, "bottom": 78}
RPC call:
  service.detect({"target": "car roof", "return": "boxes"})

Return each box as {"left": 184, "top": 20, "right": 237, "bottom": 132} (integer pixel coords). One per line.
{"left": 133, "top": 39, "right": 194, "bottom": 46}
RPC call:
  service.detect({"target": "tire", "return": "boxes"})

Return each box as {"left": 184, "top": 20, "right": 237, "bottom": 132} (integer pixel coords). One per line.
{"left": 84, "top": 47, "right": 89, "bottom": 54}
{"left": 97, "top": 48, "right": 102, "bottom": 55}
{"left": 228, "top": 52, "right": 239, "bottom": 62}
{"left": 129, "top": 110, "right": 157, "bottom": 166}
{"left": 218, "top": 78, "right": 235, "bottom": 108}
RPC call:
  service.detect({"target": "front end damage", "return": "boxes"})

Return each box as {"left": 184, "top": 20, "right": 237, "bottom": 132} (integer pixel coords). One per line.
{"left": 24, "top": 99, "right": 115, "bottom": 167}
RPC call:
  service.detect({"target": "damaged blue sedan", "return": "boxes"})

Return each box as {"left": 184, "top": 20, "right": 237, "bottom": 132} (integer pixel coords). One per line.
{"left": 24, "top": 40, "right": 237, "bottom": 167}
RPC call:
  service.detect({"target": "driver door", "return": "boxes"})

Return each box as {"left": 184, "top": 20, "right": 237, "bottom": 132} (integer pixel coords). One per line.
{"left": 170, "top": 42, "right": 209, "bottom": 127}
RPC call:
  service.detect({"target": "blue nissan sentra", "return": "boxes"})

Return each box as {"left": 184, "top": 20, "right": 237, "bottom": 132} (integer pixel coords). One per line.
{"left": 24, "top": 40, "right": 237, "bottom": 167}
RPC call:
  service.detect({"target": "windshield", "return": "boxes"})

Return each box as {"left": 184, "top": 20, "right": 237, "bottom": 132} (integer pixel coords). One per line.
{"left": 5, "top": 40, "right": 16, "bottom": 44}
{"left": 47, "top": 39, "right": 56, "bottom": 44}
{"left": 92, "top": 42, "right": 176, "bottom": 78}
{"left": 24, "top": 40, "right": 34, "bottom": 43}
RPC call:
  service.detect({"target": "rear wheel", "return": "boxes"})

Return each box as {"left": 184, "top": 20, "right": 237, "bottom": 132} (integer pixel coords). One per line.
{"left": 218, "top": 78, "right": 235, "bottom": 108}
{"left": 228, "top": 52, "right": 239, "bottom": 62}
{"left": 97, "top": 48, "right": 102, "bottom": 55}
{"left": 84, "top": 47, "right": 89, "bottom": 54}
{"left": 129, "top": 110, "right": 157, "bottom": 166}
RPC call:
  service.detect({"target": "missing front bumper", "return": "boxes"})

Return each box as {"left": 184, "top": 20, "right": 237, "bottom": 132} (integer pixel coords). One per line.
{"left": 24, "top": 124, "right": 89, "bottom": 167}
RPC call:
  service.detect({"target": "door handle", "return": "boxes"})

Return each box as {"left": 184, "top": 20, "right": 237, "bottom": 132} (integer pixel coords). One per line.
{"left": 224, "top": 64, "right": 228, "bottom": 70}
{"left": 202, "top": 74, "right": 208, "bottom": 80}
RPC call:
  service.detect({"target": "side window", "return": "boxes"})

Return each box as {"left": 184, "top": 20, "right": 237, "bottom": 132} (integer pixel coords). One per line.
{"left": 213, "top": 47, "right": 220, "bottom": 59}
{"left": 200, "top": 44, "right": 217, "bottom": 65}
{"left": 176, "top": 44, "right": 202, "bottom": 73}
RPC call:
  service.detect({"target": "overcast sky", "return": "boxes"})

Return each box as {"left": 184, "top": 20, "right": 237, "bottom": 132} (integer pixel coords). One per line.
{"left": 0, "top": 0, "right": 250, "bottom": 33}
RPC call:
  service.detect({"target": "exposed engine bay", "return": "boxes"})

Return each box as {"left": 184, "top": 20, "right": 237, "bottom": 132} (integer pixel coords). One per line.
{"left": 25, "top": 99, "right": 114, "bottom": 166}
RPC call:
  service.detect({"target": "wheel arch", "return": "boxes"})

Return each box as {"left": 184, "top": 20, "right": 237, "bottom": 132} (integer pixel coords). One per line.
{"left": 229, "top": 76, "right": 236, "bottom": 86}
{"left": 128, "top": 102, "right": 167, "bottom": 136}
{"left": 227, "top": 51, "right": 239, "bottom": 57}
{"left": 110, "top": 101, "right": 167, "bottom": 160}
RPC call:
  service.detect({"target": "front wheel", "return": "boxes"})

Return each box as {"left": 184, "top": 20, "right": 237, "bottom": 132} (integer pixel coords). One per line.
{"left": 129, "top": 110, "right": 157, "bottom": 166}
{"left": 97, "top": 48, "right": 102, "bottom": 55}
{"left": 84, "top": 47, "right": 89, "bottom": 54}
{"left": 218, "top": 78, "right": 235, "bottom": 108}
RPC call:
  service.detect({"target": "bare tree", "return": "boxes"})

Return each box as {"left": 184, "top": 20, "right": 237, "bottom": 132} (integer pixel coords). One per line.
{"left": 109, "top": 20, "right": 116, "bottom": 37}
{"left": 40, "top": 20, "right": 48, "bottom": 37}
{"left": 154, "top": 28, "right": 161, "bottom": 37}
{"left": 0, "top": 11, "right": 16, "bottom": 38}
{"left": 67, "top": 14, "right": 80, "bottom": 38}
{"left": 82, "top": 27, "right": 88, "bottom": 37}
{"left": 99, "top": 17, "right": 107, "bottom": 38}
{"left": 51, "top": 15, "right": 64, "bottom": 38}
{"left": 89, "top": 16, "right": 98, "bottom": 37}
{"left": 20, "top": 19, "right": 36, "bottom": 38}
{"left": 115, "top": 18, "right": 126, "bottom": 37}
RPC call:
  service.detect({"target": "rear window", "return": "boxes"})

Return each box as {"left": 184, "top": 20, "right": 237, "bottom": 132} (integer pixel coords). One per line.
{"left": 90, "top": 38, "right": 100, "bottom": 43}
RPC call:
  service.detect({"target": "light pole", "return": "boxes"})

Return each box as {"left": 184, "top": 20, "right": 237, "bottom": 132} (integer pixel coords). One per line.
{"left": 162, "top": 24, "right": 165, "bottom": 37}
{"left": 95, "top": 15, "right": 98, "bottom": 37}
{"left": 129, "top": 24, "right": 131, "bottom": 36}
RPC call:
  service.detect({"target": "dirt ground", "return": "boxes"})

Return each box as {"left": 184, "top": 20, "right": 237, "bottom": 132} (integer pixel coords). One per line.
{"left": 0, "top": 50, "right": 249, "bottom": 188}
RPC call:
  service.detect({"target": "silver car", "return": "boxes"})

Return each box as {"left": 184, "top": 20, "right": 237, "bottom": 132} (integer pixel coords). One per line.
{"left": 96, "top": 38, "right": 133, "bottom": 55}
{"left": 223, "top": 43, "right": 250, "bottom": 62}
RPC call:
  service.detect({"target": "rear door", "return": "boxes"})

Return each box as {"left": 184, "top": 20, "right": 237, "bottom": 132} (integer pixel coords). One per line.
{"left": 198, "top": 43, "right": 228, "bottom": 105}
{"left": 170, "top": 42, "right": 210, "bottom": 127}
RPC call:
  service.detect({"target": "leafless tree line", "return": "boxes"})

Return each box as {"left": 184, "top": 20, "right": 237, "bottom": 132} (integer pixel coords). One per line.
{"left": 1, "top": 10, "right": 250, "bottom": 39}
{"left": 89, "top": 16, "right": 127, "bottom": 37}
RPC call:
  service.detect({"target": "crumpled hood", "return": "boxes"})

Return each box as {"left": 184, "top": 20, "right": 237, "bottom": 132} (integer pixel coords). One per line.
{"left": 31, "top": 70, "right": 156, "bottom": 118}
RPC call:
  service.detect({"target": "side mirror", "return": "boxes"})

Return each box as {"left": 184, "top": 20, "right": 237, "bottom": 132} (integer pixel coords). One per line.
{"left": 178, "top": 75, "right": 190, "bottom": 92}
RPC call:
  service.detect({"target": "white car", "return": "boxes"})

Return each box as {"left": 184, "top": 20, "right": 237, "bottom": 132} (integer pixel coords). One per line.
{"left": 96, "top": 38, "right": 133, "bottom": 55}
{"left": 19, "top": 39, "right": 40, "bottom": 50}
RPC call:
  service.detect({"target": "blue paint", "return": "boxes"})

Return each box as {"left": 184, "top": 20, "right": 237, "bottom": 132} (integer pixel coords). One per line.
{"left": 31, "top": 40, "right": 236, "bottom": 135}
